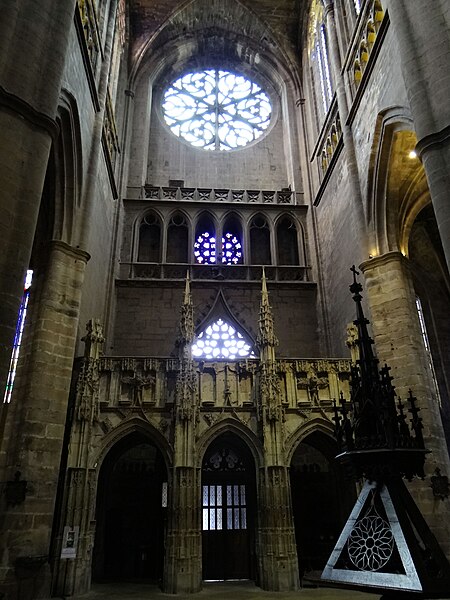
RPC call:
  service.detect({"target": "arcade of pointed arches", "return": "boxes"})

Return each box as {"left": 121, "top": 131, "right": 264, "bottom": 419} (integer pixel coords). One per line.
{"left": 135, "top": 210, "right": 305, "bottom": 267}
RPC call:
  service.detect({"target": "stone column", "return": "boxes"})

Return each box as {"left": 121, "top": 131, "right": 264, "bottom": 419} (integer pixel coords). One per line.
{"left": 387, "top": 0, "right": 450, "bottom": 271}
{"left": 164, "top": 465, "right": 201, "bottom": 594}
{"left": 257, "top": 466, "right": 299, "bottom": 591}
{"left": 164, "top": 277, "right": 202, "bottom": 593}
{"left": 0, "top": 241, "right": 89, "bottom": 600}
{"left": 360, "top": 251, "right": 450, "bottom": 555}
{"left": 256, "top": 273, "right": 299, "bottom": 591}
{"left": 0, "top": 2, "right": 76, "bottom": 417}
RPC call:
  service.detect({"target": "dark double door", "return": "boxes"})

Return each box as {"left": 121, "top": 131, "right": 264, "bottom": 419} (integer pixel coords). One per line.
{"left": 201, "top": 438, "right": 255, "bottom": 581}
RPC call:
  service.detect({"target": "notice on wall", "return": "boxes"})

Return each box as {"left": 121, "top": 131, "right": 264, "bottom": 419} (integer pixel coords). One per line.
{"left": 60, "top": 526, "right": 79, "bottom": 559}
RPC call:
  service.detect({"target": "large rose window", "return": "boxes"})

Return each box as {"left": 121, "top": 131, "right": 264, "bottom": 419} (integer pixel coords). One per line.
{"left": 162, "top": 70, "right": 272, "bottom": 150}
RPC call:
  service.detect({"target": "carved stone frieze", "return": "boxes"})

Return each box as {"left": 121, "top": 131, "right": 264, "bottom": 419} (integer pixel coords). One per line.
{"left": 121, "top": 373, "right": 156, "bottom": 405}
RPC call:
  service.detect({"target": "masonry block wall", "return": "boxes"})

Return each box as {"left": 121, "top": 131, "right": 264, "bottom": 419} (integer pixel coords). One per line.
{"left": 112, "top": 282, "right": 319, "bottom": 358}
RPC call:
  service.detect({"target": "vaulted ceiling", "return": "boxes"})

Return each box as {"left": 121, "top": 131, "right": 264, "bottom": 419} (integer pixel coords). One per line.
{"left": 128, "top": 0, "right": 308, "bottom": 78}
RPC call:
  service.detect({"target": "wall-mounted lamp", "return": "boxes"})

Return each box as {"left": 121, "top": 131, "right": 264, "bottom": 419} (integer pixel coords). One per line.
{"left": 409, "top": 150, "right": 417, "bottom": 159}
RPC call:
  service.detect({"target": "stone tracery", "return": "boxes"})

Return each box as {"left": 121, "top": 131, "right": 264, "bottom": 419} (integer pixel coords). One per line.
{"left": 162, "top": 69, "right": 272, "bottom": 151}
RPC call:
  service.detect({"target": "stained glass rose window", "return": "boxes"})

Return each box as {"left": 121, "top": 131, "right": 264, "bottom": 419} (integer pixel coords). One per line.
{"left": 162, "top": 70, "right": 272, "bottom": 150}
{"left": 194, "top": 232, "right": 243, "bottom": 265}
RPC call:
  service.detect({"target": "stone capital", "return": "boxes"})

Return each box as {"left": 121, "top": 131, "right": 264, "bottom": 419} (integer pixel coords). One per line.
{"left": 50, "top": 239, "right": 91, "bottom": 263}
{"left": 415, "top": 123, "right": 450, "bottom": 159}
{"left": 323, "top": 0, "right": 335, "bottom": 19}
{"left": 0, "top": 85, "right": 59, "bottom": 140}
{"left": 359, "top": 251, "right": 410, "bottom": 274}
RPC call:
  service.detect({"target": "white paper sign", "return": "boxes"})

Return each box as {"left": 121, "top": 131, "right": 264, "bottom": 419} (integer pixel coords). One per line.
{"left": 60, "top": 526, "right": 79, "bottom": 559}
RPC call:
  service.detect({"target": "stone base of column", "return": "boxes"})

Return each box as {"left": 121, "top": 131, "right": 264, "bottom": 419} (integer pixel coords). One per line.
{"left": 257, "top": 466, "right": 300, "bottom": 591}
{"left": 257, "top": 527, "right": 300, "bottom": 591}
{"left": 163, "top": 466, "right": 202, "bottom": 593}
{"left": 164, "top": 531, "right": 202, "bottom": 594}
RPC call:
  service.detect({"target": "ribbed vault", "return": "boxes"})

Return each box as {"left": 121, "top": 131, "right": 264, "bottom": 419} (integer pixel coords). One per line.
{"left": 129, "top": 0, "right": 307, "bottom": 89}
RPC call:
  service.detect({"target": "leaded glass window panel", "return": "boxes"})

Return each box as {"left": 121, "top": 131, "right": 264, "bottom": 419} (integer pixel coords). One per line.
{"left": 4, "top": 270, "right": 33, "bottom": 403}
{"left": 192, "top": 318, "right": 255, "bottom": 360}
{"left": 163, "top": 70, "right": 272, "bottom": 151}
{"left": 194, "top": 232, "right": 243, "bottom": 264}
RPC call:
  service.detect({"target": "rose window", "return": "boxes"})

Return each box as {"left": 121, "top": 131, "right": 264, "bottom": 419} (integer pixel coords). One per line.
{"left": 347, "top": 513, "right": 394, "bottom": 571}
{"left": 162, "top": 69, "right": 272, "bottom": 150}
{"left": 194, "top": 232, "right": 242, "bottom": 265}
{"left": 192, "top": 319, "right": 255, "bottom": 360}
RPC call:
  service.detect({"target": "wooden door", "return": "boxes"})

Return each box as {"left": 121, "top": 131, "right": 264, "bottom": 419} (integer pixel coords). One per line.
{"left": 202, "top": 482, "right": 250, "bottom": 580}
{"left": 201, "top": 438, "right": 255, "bottom": 581}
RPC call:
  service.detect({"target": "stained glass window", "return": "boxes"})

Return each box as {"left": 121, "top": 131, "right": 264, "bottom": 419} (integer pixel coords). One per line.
{"left": 3, "top": 270, "right": 33, "bottom": 403}
{"left": 203, "top": 484, "right": 247, "bottom": 531}
{"left": 194, "top": 232, "right": 243, "bottom": 265}
{"left": 192, "top": 319, "right": 255, "bottom": 360}
{"left": 320, "top": 25, "right": 333, "bottom": 107}
{"left": 309, "top": 1, "right": 334, "bottom": 117}
{"left": 416, "top": 297, "right": 441, "bottom": 405}
{"left": 162, "top": 69, "right": 272, "bottom": 151}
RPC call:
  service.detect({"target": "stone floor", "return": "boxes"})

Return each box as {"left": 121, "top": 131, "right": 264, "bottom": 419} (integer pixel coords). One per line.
{"left": 71, "top": 581, "right": 382, "bottom": 600}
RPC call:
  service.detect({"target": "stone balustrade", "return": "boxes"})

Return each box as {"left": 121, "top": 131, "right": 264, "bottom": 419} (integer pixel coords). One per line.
{"left": 347, "top": 0, "right": 385, "bottom": 94}
{"left": 142, "top": 185, "right": 302, "bottom": 204}
{"left": 103, "top": 86, "right": 120, "bottom": 168}
{"left": 77, "top": 0, "right": 101, "bottom": 72}
{"left": 312, "top": 97, "right": 343, "bottom": 178}
{"left": 119, "top": 262, "right": 310, "bottom": 282}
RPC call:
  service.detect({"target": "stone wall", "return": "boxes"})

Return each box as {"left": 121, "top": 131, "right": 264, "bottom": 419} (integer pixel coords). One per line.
{"left": 113, "top": 282, "right": 319, "bottom": 358}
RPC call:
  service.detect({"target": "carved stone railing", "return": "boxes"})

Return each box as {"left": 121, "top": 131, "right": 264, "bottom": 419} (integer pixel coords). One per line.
{"left": 142, "top": 186, "right": 302, "bottom": 205}
{"left": 95, "top": 356, "right": 351, "bottom": 412}
{"left": 345, "top": 0, "right": 386, "bottom": 97}
{"left": 102, "top": 87, "right": 120, "bottom": 197}
{"left": 312, "top": 97, "right": 343, "bottom": 180}
{"left": 119, "top": 262, "right": 311, "bottom": 282}
{"left": 77, "top": 0, "right": 101, "bottom": 73}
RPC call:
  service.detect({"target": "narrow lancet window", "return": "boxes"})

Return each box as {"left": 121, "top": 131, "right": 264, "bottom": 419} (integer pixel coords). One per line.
{"left": 416, "top": 297, "right": 441, "bottom": 405}
{"left": 4, "top": 270, "right": 33, "bottom": 403}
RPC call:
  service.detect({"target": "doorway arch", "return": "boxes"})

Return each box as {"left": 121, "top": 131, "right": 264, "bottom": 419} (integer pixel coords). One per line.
{"left": 289, "top": 432, "right": 355, "bottom": 574}
{"left": 201, "top": 432, "right": 256, "bottom": 581}
{"left": 93, "top": 431, "right": 168, "bottom": 583}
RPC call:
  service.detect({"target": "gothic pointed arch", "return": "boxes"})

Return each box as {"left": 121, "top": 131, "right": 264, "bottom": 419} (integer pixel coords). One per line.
{"left": 368, "top": 109, "right": 428, "bottom": 257}
{"left": 167, "top": 210, "right": 190, "bottom": 263}
{"left": 193, "top": 290, "right": 256, "bottom": 359}
{"left": 130, "top": 0, "right": 302, "bottom": 96}
{"left": 54, "top": 90, "right": 83, "bottom": 246}
{"left": 137, "top": 209, "right": 162, "bottom": 262}
{"left": 194, "top": 212, "right": 218, "bottom": 264}
{"left": 276, "top": 214, "right": 300, "bottom": 265}
{"left": 92, "top": 429, "right": 169, "bottom": 583}
{"left": 197, "top": 418, "right": 263, "bottom": 471}
{"left": 222, "top": 212, "right": 243, "bottom": 265}
{"left": 249, "top": 213, "right": 272, "bottom": 265}
{"left": 289, "top": 429, "right": 356, "bottom": 572}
